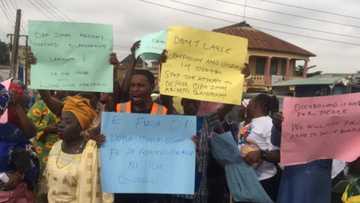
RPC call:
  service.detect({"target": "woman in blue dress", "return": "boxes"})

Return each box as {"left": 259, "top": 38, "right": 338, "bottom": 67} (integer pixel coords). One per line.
{"left": 0, "top": 81, "right": 39, "bottom": 203}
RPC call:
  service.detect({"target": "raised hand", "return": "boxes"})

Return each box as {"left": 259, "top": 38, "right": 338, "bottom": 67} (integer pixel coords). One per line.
{"left": 160, "top": 49, "right": 168, "bottom": 64}
{"left": 109, "top": 53, "right": 119, "bottom": 66}
{"left": 130, "top": 40, "right": 140, "bottom": 56}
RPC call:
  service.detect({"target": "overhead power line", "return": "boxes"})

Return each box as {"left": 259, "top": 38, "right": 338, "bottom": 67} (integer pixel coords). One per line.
{"left": 258, "top": 0, "right": 360, "bottom": 21}
{"left": 255, "top": 26, "right": 360, "bottom": 47}
{"left": 26, "top": 0, "right": 54, "bottom": 19}
{"left": 4, "top": 0, "right": 25, "bottom": 33}
{"left": 138, "top": 0, "right": 360, "bottom": 47}
{"left": 2, "top": 0, "right": 15, "bottom": 23}
{"left": 217, "top": 0, "right": 360, "bottom": 30}
{"left": 0, "top": 4, "right": 13, "bottom": 31}
{"left": 6, "top": 0, "right": 17, "bottom": 10}
{"left": 12, "top": 0, "right": 19, "bottom": 9}
{"left": 24, "top": 0, "right": 71, "bottom": 21}
{"left": 38, "top": 0, "right": 65, "bottom": 20}
{"left": 169, "top": 0, "right": 360, "bottom": 40}
{"left": 0, "top": 0, "right": 13, "bottom": 25}
{"left": 37, "top": 0, "right": 68, "bottom": 21}
{"left": 139, "top": 0, "right": 235, "bottom": 23}
{"left": 32, "top": 0, "right": 60, "bottom": 20}
{"left": 43, "top": 0, "right": 72, "bottom": 21}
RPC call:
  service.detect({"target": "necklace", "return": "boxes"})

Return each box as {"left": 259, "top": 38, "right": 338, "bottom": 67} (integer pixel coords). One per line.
{"left": 62, "top": 139, "right": 86, "bottom": 154}
{"left": 55, "top": 140, "right": 86, "bottom": 169}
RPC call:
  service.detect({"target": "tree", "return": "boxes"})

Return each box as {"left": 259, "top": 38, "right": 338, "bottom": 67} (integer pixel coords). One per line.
{"left": 0, "top": 39, "right": 10, "bottom": 65}
{"left": 294, "top": 64, "right": 317, "bottom": 77}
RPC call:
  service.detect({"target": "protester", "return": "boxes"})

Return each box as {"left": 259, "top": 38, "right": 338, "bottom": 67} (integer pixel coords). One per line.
{"left": 272, "top": 112, "right": 332, "bottom": 203}
{"left": 115, "top": 69, "right": 168, "bottom": 115}
{"left": 22, "top": 24, "right": 350, "bottom": 203}
{"left": 241, "top": 94, "right": 280, "bottom": 201}
{"left": 181, "top": 98, "right": 208, "bottom": 203}
{"left": 27, "top": 94, "right": 60, "bottom": 202}
{"left": 111, "top": 41, "right": 140, "bottom": 104}
{"left": 0, "top": 81, "right": 39, "bottom": 203}
{"left": 114, "top": 68, "right": 174, "bottom": 203}
{"left": 29, "top": 53, "right": 108, "bottom": 150}
{"left": 28, "top": 93, "right": 61, "bottom": 172}
{"left": 201, "top": 104, "right": 237, "bottom": 203}
{"left": 45, "top": 95, "right": 113, "bottom": 203}
{"left": 194, "top": 66, "right": 251, "bottom": 203}
{"left": 176, "top": 99, "right": 235, "bottom": 203}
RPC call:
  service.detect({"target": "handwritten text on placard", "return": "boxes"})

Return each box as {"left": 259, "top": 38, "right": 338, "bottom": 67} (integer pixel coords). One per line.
{"left": 281, "top": 93, "right": 360, "bottom": 166}
{"left": 160, "top": 26, "right": 248, "bottom": 105}
{"left": 100, "top": 113, "right": 196, "bottom": 194}
{"left": 29, "top": 21, "right": 113, "bottom": 92}
{"left": 135, "top": 30, "right": 167, "bottom": 59}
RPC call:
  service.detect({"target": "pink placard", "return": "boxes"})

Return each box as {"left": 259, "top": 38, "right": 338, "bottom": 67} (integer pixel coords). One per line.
{"left": 0, "top": 79, "right": 11, "bottom": 124}
{"left": 281, "top": 93, "right": 360, "bottom": 166}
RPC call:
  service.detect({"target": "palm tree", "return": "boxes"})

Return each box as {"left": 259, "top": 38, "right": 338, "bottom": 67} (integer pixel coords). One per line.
{"left": 294, "top": 64, "right": 317, "bottom": 77}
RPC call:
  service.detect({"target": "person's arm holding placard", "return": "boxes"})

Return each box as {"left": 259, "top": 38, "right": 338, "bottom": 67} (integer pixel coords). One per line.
{"left": 9, "top": 83, "right": 37, "bottom": 139}
{"left": 112, "top": 41, "right": 140, "bottom": 104}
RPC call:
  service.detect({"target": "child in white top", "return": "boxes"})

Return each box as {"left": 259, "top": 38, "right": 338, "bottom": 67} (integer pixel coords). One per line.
{"left": 242, "top": 94, "right": 280, "bottom": 201}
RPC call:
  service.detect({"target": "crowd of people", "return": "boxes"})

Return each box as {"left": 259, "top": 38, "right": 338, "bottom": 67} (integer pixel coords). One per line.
{"left": 0, "top": 43, "right": 360, "bottom": 203}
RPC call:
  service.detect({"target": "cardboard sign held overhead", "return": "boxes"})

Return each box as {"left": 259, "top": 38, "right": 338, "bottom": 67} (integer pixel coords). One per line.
{"left": 29, "top": 21, "right": 113, "bottom": 92}
{"left": 160, "top": 26, "right": 248, "bottom": 105}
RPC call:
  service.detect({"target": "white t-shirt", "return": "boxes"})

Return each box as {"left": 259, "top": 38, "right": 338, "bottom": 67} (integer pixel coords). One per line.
{"left": 247, "top": 116, "right": 279, "bottom": 181}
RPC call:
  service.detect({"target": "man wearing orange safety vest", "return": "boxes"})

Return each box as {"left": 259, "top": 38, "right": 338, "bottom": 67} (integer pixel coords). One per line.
{"left": 115, "top": 69, "right": 167, "bottom": 115}
{"left": 114, "top": 70, "right": 174, "bottom": 203}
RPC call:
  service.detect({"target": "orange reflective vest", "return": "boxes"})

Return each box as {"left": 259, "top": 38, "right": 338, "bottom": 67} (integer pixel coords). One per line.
{"left": 115, "top": 101, "right": 168, "bottom": 115}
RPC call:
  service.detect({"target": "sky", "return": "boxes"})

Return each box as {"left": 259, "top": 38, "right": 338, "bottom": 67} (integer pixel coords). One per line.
{"left": 0, "top": 0, "right": 359, "bottom": 73}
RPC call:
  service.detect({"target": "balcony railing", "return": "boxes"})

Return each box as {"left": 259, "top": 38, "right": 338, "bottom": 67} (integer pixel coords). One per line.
{"left": 249, "top": 75, "right": 266, "bottom": 86}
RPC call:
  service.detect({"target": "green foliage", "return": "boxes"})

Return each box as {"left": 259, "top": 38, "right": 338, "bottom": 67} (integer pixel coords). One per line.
{"left": 294, "top": 65, "right": 317, "bottom": 77}
{"left": 0, "top": 40, "right": 10, "bottom": 65}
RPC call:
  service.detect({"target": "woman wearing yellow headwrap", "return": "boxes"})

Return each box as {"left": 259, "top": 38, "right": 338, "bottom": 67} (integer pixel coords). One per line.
{"left": 45, "top": 95, "right": 113, "bottom": 203}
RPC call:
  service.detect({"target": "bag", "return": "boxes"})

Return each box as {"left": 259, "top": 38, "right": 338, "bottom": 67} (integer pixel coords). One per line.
{"left": 210, "top": 132, "right": 273, "bottom": 203}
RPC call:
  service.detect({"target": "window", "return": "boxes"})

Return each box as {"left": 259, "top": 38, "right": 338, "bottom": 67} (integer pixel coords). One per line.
{"left": 255, "top": 57, "right": 266, "bottom": 75}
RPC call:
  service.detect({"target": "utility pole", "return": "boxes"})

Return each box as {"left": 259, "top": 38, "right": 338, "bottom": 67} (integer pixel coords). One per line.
{"left": 7, "top": 34, "right": 29, "bottom": 82}
{"left": 10, "top": 9, "right": 21, "bottom": 79}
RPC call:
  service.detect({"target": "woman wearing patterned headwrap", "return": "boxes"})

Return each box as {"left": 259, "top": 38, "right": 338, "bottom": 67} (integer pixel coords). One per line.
{"left": 45, "top": 95, "right": 113, "bottom": 203}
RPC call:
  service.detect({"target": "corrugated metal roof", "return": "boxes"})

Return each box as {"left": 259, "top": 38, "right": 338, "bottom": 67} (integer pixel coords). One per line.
{"left": 272, "top": 75, "right": 346, "bottom": 86}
